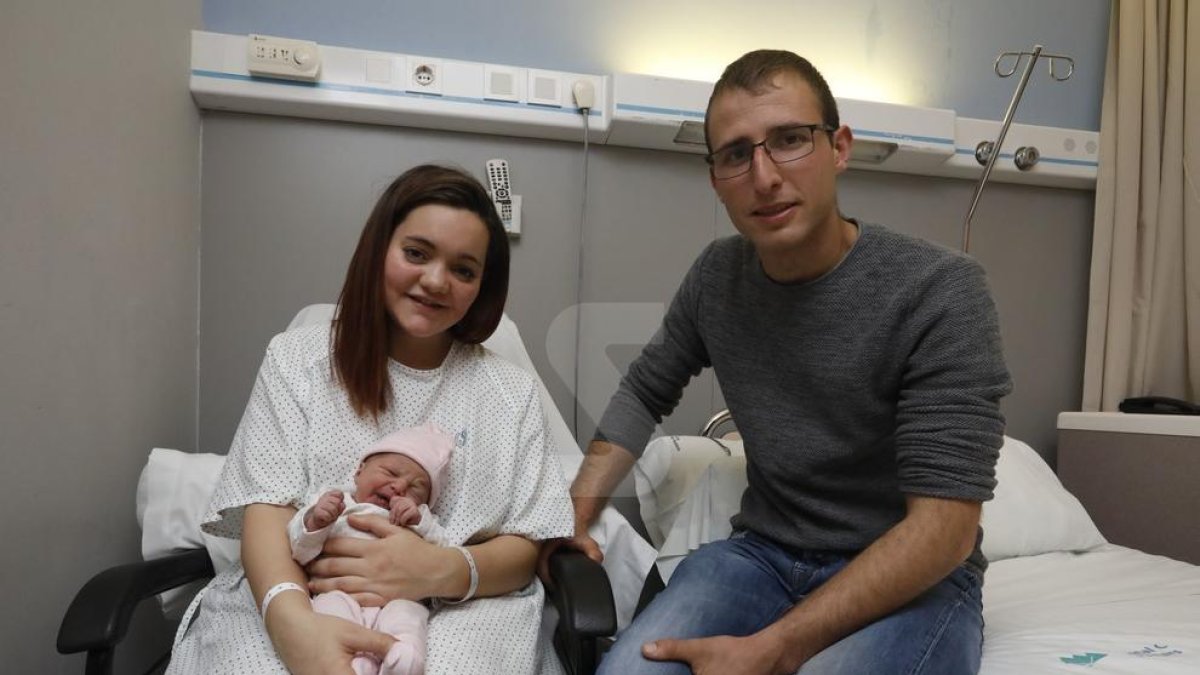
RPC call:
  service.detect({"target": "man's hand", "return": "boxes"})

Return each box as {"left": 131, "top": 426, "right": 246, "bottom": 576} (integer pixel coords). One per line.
{"left": 388, "top": 495, "right": 421, "bottom": 526}
{"left": 538, "top": 439, "right": 638, "bottom": 584}
{"left": 304, "top": 490, "right": 345, "bottom": 532}
{"left": 642, "top": 634, "right": 790, "bottom": 675}
{"left": 535, "top": 525, "right": 603, "bottom": 586}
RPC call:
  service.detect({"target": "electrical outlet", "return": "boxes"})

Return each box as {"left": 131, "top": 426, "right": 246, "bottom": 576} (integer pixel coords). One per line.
{"left": 406, "top": 58, "right": 443, "bottom": 95}
{"left": 246, "top": 34, "right": 320, "bottom": 82}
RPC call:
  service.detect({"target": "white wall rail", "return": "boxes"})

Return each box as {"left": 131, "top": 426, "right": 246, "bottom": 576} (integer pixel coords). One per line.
{"left": 191, "top": 31, "right": 1098, "bottom": 189}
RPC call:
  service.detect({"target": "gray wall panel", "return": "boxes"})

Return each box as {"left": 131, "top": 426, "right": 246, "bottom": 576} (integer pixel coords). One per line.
{"left": 574, "top": 145, "right": 723, "bottom": 444}
{"left": 0, "top": 1, "right": 202, "bottom": 671}
{"left": 839, "top": 170, "right": 1093, "bottom": 457}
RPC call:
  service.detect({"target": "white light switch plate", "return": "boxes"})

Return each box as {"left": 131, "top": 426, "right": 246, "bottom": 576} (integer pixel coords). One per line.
{"left": 247, "top": 34, "right": 320, "bottom": 82}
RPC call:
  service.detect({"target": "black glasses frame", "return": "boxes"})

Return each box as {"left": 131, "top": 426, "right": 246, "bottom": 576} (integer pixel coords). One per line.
{"left": 705, "top": 123, "right": 837, "bottom": 179}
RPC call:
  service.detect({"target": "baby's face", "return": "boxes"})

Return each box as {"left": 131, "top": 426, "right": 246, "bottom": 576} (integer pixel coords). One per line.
{"left": 354, "top": 453, "right": 432, "bottom": 509}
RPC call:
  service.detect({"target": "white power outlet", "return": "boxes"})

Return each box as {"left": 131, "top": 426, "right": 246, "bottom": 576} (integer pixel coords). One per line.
{"left": 246, "top": 34, "right": 320, "bottom": 82}
{"left": 406, "top": 58, "right": 443, "bottom": 95}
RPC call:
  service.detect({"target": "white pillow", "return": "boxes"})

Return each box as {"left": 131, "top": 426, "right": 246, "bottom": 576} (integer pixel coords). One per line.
{"left": 980, "top": 435, "right": 1106, "bottom": 561}
{"left": 632, "top": 433, "right": 1105, "bottom": 572}
{"left": 136, "top": 447, "right": 239, "bottom": 616}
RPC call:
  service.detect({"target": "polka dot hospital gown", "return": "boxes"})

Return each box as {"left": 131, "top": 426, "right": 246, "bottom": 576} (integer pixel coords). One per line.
{"left": 166, "top": 323, "right": 575, "bottom": 675}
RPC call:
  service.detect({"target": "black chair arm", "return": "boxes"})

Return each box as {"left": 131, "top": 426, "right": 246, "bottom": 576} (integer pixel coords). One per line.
{"left": 57, "top": 548, "right": 214, "bottom": 658}
{"left": 57, "top": 546, "right": 614, "bottom": 675}
{"left": 547, "top": 549, "right": 616, "bottom": 675}
{"left": 548, "top": 548, "right": 616, "bottom": 637}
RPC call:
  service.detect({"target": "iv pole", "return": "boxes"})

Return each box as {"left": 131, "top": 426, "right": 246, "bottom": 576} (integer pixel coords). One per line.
{"left": 961, "top": 45, "right": 1074, "bottom": 253}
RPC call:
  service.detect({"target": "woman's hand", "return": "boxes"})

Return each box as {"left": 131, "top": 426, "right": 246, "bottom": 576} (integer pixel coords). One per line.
{"left": 306, "top": 513, "right": 460, "bottom": 606}
{"left": 266, "top": 595, "right": 395, "bottom": 675}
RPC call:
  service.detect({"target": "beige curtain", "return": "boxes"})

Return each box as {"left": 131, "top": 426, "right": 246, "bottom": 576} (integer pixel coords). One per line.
{"left": 1083, "top": 0, "right": 1200, "bottom": 410}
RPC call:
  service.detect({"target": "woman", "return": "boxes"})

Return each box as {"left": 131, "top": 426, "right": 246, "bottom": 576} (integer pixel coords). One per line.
{"left": 167, "top": 165, "right": 574, "bottom": 675}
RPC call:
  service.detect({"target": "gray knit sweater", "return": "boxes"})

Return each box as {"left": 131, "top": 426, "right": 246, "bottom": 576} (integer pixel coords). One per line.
{"left": 596, "top": 222, "right": 1012, "bottom": 572}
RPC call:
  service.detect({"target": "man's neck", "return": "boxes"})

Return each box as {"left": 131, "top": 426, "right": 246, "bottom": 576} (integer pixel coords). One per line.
{"left": 759, "top": 217, "right": 859, "bottom": 283}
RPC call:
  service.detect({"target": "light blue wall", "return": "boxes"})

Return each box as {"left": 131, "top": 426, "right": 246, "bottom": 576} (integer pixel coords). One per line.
{"left": 204, "top": 0, "right": 1111, "bottom": 130}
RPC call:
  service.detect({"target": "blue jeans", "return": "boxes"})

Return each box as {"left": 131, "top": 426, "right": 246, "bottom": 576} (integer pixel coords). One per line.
{"left": 597, "top": 531, "right": 983, "bottom": 675}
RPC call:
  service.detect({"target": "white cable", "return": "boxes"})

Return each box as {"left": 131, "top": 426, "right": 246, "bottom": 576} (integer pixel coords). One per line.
{"left": 572, "top": 108, "right": 590, "bottom": 438}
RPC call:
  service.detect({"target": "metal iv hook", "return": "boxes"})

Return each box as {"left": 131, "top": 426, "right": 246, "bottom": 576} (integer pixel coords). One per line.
{"left": 961, "top": 45, "right": 1075, "bottom": 253}
{"left": 995, "top": 50, "right": 1075, "bottom": 81}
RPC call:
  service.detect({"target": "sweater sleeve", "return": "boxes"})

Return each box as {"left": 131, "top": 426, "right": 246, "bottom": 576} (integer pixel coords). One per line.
{"left": 594, "top": 244, "right": 714, "bottom": 457}
{"left": 894, "top": 256, "right": 1013, "bottom": 501}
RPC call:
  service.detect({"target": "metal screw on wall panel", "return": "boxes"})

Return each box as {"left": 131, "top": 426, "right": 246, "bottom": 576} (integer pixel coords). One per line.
{"left": 974, "top": 141, "right": 994, "bottom": 166}
{"left": 1014, "top": 146, "right": 1040, "bottom": 170}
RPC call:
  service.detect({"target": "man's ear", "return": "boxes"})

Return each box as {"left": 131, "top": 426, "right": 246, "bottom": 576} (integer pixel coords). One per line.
{"left": 832, "top": 125, "right": 854, "bottom": 173}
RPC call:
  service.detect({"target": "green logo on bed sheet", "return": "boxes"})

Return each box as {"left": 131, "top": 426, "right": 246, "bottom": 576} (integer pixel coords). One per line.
{"left": 1130, "top": 644, "right": 1183, "bottom": 658}
{"left": 1059, "top": 652, "right": 1106, "bottom": 666}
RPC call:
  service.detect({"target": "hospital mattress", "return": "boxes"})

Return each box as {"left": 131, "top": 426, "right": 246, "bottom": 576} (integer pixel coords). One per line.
{"left": 981, "top": 544, "right": 1200, "bottom": 673}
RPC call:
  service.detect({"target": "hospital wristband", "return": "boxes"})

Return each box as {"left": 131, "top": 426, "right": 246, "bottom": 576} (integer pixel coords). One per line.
{"left": 260, "top": 582, "right": 310, "bottom": 619}
{"left": 444, "top": 545, "right": 479, "bottom": 604}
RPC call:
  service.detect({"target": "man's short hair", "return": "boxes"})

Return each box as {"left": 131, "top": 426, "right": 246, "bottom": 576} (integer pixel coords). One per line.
{"left": 704, "top": 50, "right": 840, "bottom": 151}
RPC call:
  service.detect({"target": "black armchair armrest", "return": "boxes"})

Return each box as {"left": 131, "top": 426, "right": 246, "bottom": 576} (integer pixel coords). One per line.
{"left": 58, "top": 546, "right": 617, "bottom": 675}
{"left": 546, "top": 549, "right": 616, "bottom": 675}
{"left": 57, "top": 548, "right": 214, "bottom": 675}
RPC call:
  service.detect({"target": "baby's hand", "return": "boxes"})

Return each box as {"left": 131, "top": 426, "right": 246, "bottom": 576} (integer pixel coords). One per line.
{"left": 305, "top": 490, "right": 345, "bottom": 532}
{"left": 388, "top": 495, "right": 421, "bottom": 527}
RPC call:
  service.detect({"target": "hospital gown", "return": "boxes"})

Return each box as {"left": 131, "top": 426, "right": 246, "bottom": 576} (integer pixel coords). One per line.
{"left": 166, "top": 322, "right": 575, "bottom": 675}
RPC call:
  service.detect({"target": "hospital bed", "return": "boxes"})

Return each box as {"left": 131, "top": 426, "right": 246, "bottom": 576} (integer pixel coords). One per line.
{"left": 632, "top": 430, "right": 1200, "bottom": 674}
{"left": 58, "top": 305, "right": 1200, "bottom": 674}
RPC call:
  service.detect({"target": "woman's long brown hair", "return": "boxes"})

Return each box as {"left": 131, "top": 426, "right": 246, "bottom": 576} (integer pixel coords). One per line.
{"left": 332, "top": 165, "right": 509, "bottom": 419}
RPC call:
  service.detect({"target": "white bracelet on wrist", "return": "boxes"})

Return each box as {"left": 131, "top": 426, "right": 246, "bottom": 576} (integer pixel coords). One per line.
{"left": 260, "top": 581, "right": 310, "bottom": 619}
{"left": 444, "top": 545, "right": 478, "bottom": 604}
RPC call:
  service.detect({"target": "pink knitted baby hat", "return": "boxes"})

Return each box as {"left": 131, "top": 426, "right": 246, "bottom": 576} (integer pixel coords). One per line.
{"left": 361, "top": 422, "right": 454, "bottom": 507}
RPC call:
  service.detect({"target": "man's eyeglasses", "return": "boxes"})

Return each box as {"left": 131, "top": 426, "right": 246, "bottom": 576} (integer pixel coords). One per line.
{"left": 705, "top": 124, "right": 837, "bottom": 180}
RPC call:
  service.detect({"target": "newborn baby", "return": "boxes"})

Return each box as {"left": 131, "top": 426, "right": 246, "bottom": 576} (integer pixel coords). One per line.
{"left": 288, "top": 422, "right": 454, "bottom": 675}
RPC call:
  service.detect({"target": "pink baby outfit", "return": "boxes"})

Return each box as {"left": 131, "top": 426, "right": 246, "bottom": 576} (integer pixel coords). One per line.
{"left": 313, "top": 590, "right": 428, "bottom": 675}
{"left": 288, "top": 422, "right": 454, "bottom": 675}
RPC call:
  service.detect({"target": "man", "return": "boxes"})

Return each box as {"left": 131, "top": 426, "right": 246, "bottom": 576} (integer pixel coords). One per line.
{"left": 552, "top": 50, "right": 1012, "bottom": 674}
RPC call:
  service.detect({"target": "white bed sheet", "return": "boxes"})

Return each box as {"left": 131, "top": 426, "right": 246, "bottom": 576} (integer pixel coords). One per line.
{"left": 981, "top": 544, "right": 1200, "bottom": 673}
